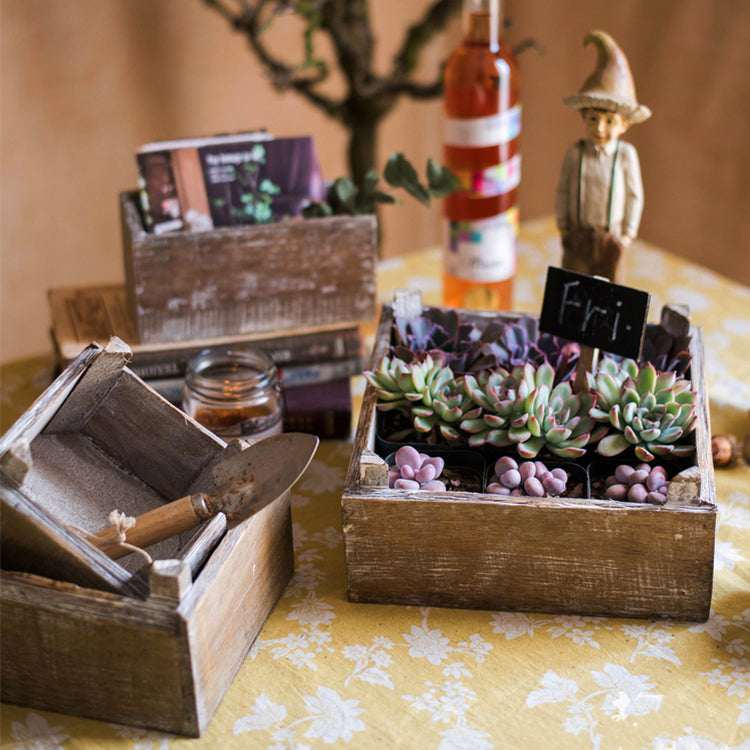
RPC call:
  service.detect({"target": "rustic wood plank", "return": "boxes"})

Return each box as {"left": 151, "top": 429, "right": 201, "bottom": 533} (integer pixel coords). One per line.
{"left": 49, "top": 284, "right": 139, "bottom": 359}
{"left": 0, "top": 437, "right": 32, "bottom": 487}
{"left": 64, "top": 287, "right": 115, "bottom": 343}
{"left": 49, "top": 282, "right": 363, "bottom": 368}
{"left": 345, "top": 306, "right": 392, "bottom": 490}
{"left": 81, "top": 368, "right": 222, "bottom": 499}
{"left": 179, "top": 491, "right": 294, "bottom": 732}
{"left": 44, "top": 338, "right": 131, "bottom": 434}
{"left": 0, "top": 478, "right": 147, "bottom": 597}
{"left": 359, "top": 449, "right": 388, "bottom": 487}
{"left": 170, "top": 513, "right": 227, "bottom": 578}
{"left": 0, "top": 570, "right": 199, "bottom": 735}
{"left": 689, "top": 326, "right": 716, "bottom": 506}
{"left": 0, "top": 344, "right": 102, "bottom": 461}
{"left": 149, "top": 559, "right": 193, "bottom": 603}
{"left": 342, "top": 490, "right": 715, "bottom": 620}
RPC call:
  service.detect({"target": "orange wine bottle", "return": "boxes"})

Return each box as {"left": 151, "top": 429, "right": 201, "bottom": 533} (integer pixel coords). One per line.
{"left": 442, "top": 0, "right": 521, "bottom": 310}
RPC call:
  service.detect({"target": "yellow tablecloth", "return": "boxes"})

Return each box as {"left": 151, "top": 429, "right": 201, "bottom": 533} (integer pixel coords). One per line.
{"left": 2, "top": 218, "right": 750, "bottom": 749}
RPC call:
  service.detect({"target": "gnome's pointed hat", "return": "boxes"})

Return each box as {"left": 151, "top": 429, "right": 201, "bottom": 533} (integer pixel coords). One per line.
{"left": 564, "top": 30, "right": 652, "bottom": 124}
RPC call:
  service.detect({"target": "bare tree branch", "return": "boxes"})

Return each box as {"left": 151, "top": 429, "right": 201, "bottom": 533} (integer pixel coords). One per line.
{"left": 512, "top": 37, "right": 545, "bottom": 58}
{"left": 318, "top": 0, "right": 374, "bottom": 88}
{"left": 200, "top": 0, "right": 465, "bottom": 184}
{"left": 390, "top": 0, "right": 461, "bottom": 81}
{"left": 373, "top": 75, "right": 446, "bottom": 101}
{"left": 204, "top": 0, "right": 345, "bottom": 119}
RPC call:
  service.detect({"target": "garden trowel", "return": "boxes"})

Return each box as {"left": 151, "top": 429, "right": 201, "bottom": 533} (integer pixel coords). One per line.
{"left": 91, "top": 432, "right": 318, "bottom": 560}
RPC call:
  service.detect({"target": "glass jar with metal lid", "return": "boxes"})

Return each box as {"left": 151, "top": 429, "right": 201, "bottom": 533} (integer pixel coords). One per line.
{"left": 183, "top": 347, "right": 283, "bottom": 440}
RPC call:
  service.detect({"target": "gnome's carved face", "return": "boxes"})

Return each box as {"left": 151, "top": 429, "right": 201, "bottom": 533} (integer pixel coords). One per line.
{"left": 582, "top": 108, "right": 629, "bottom": 147}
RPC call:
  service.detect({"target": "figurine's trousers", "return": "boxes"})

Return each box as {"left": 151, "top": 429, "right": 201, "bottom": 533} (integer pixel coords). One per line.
{"left": 561, "top": 227, "right": 625, "bottom": 284}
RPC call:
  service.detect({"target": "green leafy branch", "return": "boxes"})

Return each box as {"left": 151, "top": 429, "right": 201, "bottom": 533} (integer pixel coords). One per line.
{"left": 302, "top": 152, "right": 459, "bottom": 217}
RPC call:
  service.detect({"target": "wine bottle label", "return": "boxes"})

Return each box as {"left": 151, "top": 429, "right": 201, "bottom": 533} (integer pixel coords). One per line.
{"left": 452, "top": 154, "right": 521, "bottom": 197}
{"left": 444, "top": 208, "right": 519, "bottom": 282}
{"left": 444, "top": 106, "right": 521, "bottom": 147}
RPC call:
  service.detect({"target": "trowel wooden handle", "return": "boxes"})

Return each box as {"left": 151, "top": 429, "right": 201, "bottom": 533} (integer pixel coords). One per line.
{"left": 90, "top": 494, "right": 213, "bottom": 560}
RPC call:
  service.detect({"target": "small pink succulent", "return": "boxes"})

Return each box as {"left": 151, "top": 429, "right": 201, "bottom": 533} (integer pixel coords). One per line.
{"left": 603, "top": 462, "right": 669, "bottom": 504}
{"left": 487, "top": 455, "right": 568, "bottom": 497}
{"left": 389, "top": 445, "right": 446, "bottom": 491}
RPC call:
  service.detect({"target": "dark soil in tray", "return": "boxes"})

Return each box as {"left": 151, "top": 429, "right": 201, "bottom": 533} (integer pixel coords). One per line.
{"left": 441, "top": 465, "right": 484, "bottom": 493}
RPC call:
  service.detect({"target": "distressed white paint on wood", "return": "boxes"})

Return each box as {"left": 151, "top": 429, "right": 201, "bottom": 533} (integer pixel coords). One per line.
{"left": 120, "top": 192, "right": 377, "bottom": 344}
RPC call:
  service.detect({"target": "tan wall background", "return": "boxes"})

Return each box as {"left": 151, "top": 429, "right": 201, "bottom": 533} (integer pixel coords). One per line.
{"left": 2, "top": 0, "right": 749, "bottom": 365}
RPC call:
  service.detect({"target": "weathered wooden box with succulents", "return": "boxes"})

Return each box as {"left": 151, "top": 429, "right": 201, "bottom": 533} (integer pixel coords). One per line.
{"left": 342, "top": 295, "right": 716, "bottom": 621}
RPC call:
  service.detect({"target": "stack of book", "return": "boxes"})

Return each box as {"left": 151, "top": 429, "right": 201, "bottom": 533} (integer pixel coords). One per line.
{"left": 48, "top": 284, "right": 361, "bottom": 439}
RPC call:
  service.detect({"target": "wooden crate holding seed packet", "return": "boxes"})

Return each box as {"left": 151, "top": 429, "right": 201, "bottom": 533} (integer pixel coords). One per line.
{"left": 120, "top": 191, "right": 377, "bottom": 345}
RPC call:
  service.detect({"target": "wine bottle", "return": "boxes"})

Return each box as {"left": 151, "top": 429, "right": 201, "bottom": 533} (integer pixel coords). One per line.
{"left": 442, "top": 0, "right": 521, "bottom": 310}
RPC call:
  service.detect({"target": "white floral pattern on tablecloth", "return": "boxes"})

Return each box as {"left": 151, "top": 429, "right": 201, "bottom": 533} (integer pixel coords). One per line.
{"left": 2, "top": 219, "right": 750, "bottom": 749}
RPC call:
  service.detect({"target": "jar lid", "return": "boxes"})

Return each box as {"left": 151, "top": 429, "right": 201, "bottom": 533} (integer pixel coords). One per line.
{"left": 185, "top": 347, "right": 278, "bottom": 401}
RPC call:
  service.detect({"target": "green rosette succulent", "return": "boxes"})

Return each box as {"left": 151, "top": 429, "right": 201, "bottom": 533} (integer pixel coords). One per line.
{"left": 461, "top": 362, "right": 602, "bottom": 458}
{"left": 411, "top": 377, "right": 475, "bottom": 443}
{"left": 587, "top": 357, "right": 697, "bottom": 462}
{"left": 460, "top": 365, "right": 524, "bottom": 445}
{"left": 363, "top": 354, "right": 467, "bottom": 443}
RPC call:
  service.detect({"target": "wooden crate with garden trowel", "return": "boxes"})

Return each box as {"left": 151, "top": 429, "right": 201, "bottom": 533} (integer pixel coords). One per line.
{"left": 0, "top": 339, "right": 317, "bottom": 736}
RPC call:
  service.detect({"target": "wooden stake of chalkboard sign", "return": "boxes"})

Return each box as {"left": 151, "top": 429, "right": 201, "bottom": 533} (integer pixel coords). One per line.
{"left": 538, "top": 267, "right": 651, "bottom": 391}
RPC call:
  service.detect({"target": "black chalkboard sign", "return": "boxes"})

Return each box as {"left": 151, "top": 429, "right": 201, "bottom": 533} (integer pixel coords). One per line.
{"left": 539, "top": 267, "right": 650, "bottom": 359}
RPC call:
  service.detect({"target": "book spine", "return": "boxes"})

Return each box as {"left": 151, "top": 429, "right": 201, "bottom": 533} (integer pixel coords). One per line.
{"left": 126, "top": 329, "right": 363, "bottom": 380}
{"left": 282, "top": 378, "right": 352, "bottom": 439}
{"left": 276, "top": 358, "right": 361, "bottom": 388}
{"left": 130, "top": 361, "right": 187, "bottom": 380}
{"left": 282, "top": 409, "right": 351, "bottom": 440}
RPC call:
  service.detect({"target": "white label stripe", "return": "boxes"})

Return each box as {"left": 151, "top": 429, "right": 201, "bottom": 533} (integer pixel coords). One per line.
{"left": 444, "top": 106, "right": 521, "bottom": 147}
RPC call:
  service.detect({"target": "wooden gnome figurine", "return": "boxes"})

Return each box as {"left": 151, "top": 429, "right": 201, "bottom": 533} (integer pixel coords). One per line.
{"left": 555, "top": 30, "right": 651, "bottom": 283}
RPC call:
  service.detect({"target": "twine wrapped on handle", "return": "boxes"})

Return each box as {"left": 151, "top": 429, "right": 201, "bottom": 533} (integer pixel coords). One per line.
{"left": 105, "top": 510, "right": 154, "bottom": 564}
{"left": 69, "top": 510, "right": 154, "bottom": 564}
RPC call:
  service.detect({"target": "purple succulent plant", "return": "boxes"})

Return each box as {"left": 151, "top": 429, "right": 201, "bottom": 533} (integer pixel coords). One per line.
{"left": 639, "top": 324, "right": 692, "bottom": 377}
{"left": 388, "top": 445, "right": 446, "bottom": 491}
{"left": 390, "top": 308, "right": 481, "bottom": 371}
{"left": 602, "top": 462, "right": 670, "bottom": 505}
{"left": 467, "top": 316, "right": 580, "bottom": 383}
{"left": 487, "top": 455, "right": 569, "bottom": 497}
{"left": 390, "top": 312, "right": 580, "bottom": 382}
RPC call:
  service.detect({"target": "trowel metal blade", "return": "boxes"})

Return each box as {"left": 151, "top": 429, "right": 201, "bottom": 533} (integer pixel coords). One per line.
{"left": 206, "top": 432, "right": 318, "bottom": 526}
